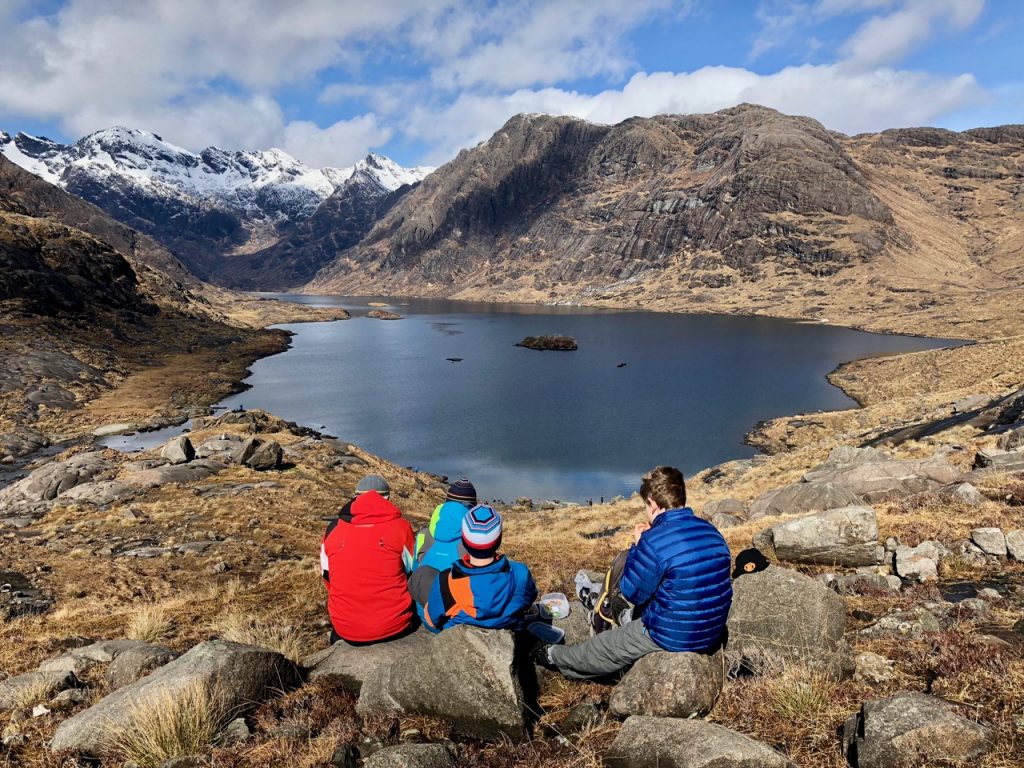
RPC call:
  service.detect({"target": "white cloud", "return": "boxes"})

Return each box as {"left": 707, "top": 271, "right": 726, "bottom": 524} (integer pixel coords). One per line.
{"left": 283, "top": 115, "right": 393, "bottom": 167}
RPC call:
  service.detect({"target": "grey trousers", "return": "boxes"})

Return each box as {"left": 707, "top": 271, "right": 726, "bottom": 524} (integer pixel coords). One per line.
{"left": 548, "top": 618, "right": 661, "bottom": 680}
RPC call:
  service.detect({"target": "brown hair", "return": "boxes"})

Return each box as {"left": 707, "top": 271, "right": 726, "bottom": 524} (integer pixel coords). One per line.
{"left": 640, "top": 466, "right": 687, "bottom": 510}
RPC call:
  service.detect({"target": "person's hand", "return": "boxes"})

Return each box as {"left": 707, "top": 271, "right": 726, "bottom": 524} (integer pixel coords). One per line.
{"left": 633, "top": 522, "right": 650, "bottom": 544}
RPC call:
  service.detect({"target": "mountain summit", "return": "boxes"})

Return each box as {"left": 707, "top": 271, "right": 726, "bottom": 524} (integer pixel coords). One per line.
{"left": 0, "top": 127, "right": 432, "bottom": 281}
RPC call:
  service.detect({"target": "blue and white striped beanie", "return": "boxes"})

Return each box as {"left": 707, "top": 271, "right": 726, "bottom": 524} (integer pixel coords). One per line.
{"left": 461, "top": 504, "right": 503, "bottom": 557}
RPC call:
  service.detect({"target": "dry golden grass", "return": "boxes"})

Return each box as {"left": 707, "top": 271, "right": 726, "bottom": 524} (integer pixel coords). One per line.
{"left": 126, "top": 604, "right": 174, "bottom": 644}
{"left": 215, "top": 611, "right": 306, "bottom": 664}
{"left": 103, "top": 679, "right": 233, "bottom": 768}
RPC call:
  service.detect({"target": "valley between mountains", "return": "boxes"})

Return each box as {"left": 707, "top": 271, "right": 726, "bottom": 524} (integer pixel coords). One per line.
{"left": 1, "top": 105, "right": 1024, "bottom": 767}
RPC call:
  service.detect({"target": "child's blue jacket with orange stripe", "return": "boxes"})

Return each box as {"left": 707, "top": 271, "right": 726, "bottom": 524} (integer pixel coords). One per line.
{"left": 423, "top": 555, "right": 537, "bottom": 633}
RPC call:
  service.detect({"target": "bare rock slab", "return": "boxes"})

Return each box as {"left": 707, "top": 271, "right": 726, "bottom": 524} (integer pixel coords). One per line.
{"left": 727, "top": 566, "right": 851, "bottom": 679}
{"left": 755, "top": 505, "right": 879, "bottom": 566}
{"left": 356, "top": 626, "right": 528, "bottom": 741}
{"left": 363, "top": 744, "right": 455, "bottom": 768}
{"left": 802, "top": 454, "right": 960, "bottom": 503}
{"left": 609, "top": 650, "right": 725, "bottom": 719}
{"left": 748, "top": 481, "right": 862, "bottom": 520}
{"left": 304, "top": 629, "right": 432, "bottom": 692}
{"left": 844, "top": 692, "right": 995, "bottom": 767}
{"left": 50, "top": 640, "right": 301, "bottom": 757}
{"left": 605, "top": 716, "right": 796, "bottom": 768}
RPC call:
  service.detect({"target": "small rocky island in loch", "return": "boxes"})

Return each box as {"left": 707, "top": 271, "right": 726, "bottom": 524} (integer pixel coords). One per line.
{"left": 515, "top": 335, "right": 578, "bottom": 351}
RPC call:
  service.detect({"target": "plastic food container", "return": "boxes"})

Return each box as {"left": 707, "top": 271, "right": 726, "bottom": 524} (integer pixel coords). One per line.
{"left": 538, "top": 592, "right": 571, "bottom": 620}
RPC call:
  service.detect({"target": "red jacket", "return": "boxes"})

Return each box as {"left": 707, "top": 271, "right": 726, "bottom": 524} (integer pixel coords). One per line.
{"left": 320, "top": 491, "right": 415, "bottom": 643}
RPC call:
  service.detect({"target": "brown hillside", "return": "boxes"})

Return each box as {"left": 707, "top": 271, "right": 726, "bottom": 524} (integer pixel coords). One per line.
{"left": 310, "top": 105, "right": 1024, "bottom": 340}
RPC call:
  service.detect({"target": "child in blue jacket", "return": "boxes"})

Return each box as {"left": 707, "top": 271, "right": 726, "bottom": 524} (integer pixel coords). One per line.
{"left": 423, "top": 505, "right": 537, "bottom": 633}
{"left": 407, "top": 478, "right": 477, "bottom": 615}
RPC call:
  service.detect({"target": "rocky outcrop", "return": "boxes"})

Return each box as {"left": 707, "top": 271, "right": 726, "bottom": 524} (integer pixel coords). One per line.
{"left": 801, "top": 454, "right": 961, "bottom": 503}
{"left": 232, "top": 437, "right": 283, "bottom": 470}
{"left": 160, "top": 436, "right": 195, "bottom": 465}
{"left": 50, "top": 640, "right": 301, "bottom": 756}
{"left": 727, "top": 566, "right": 851, "bottom": 679}
{"left": 894, "top": 540, "right": 949, "bottom": 582}
{"left": 605, "top": 716, "right": 796, "bottom": 768}
{"left": 367, "top": 309, "right": 403, "bottom": 320}
{"left": 304, "top": 630, "right": 432, "bottom": 692}
{"left": 843, "top": 692, "right": 995, "bottom": 767}
{"left": 0, "top": 451, "right": 111, "bottom": 521}
{"left": 363, "top": 744, "right": 455, "bottom": 768}
{"left": 356, "top": 626, "right": 529, "bottom": 741}
{"left": 754, "top": 505, "right": 879, "bottom": 566}
{"left": 608, "top": 650, "right": 725, "bottom": 719}
{"left": 748, "top": 481, "right": 862, "bottom": 520}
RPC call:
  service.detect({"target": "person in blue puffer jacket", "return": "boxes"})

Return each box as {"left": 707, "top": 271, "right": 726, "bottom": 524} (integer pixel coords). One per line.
{"left": 423, "top": 504, "right": 538, "bottom": 633}
{"left": 541, "top": 466, "right": 732, "bottom": 679}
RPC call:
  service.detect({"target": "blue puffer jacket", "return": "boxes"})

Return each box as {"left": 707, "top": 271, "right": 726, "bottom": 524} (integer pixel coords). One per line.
{"left": 423, "top": 556, "right": 538, "bottom": 633}
{"left": 621, "top": 507, "right": 732, "bottom": 652}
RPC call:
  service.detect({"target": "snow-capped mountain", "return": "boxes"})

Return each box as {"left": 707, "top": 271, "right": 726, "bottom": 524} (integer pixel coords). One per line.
{"left": 0, "top": 127, "right": 432, "bottom": 282}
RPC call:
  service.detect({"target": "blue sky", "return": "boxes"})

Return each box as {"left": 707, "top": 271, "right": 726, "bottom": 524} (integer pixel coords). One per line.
{"left": 0, "top": 0, "right": 1020, "bottom": 168}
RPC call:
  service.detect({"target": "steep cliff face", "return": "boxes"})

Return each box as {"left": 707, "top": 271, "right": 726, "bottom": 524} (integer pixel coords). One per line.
{"left": 310, "top": 105, "right": 1024, "bottom": 338}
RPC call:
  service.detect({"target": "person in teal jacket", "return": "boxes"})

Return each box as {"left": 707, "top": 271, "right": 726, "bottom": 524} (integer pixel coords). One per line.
{"left": 408, "top": 478, "right": 477, "bottom": 613}
{"left": 423, "top": 505, "right": 537, "bottom": 633}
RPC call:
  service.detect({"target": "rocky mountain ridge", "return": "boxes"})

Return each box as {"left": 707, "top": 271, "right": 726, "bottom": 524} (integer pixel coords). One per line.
{"left": 310, "top": 105, "right": 1024, "bottom": 340}
{"left": 0, "top": 127, "right": 431, "bottom": 283}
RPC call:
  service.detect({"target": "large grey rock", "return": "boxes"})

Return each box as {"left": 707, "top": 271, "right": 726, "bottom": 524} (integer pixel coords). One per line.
{"left": 754, "top": 505, "right": 879, "bottom": 566}
{"left": 0, "top": 669, "right": 78, "bottom": 710}
{"left": 120, "top": 460, "right": 226, "bottom": 488}
{"left": 711, "top": 512, "right": 744, "bottom": 529}
{"left": 973, "top": 448, "right": 1024, "bottom": 473}
{"left": 0, "top": 451, "right": 110, "bottom": 517}
{"left": 803, "top": 446, "right": 885, "bottom": 482}
{"left": 106, "top": 644, "right": 180, "bottom": 689}
{"left": 941, "top": 482, "right": 985, "bottom": 506}
{"left": 727, "top": 566, "right": 851, "bottom": 679}
{"left": 702, "top": 498, "right": 747, "bottom": 520}
{"left": 971, "top": 527, "right": 1007, "bottom": 556}
{"left": 605, "top": 716, "right": 796, "bottom": 768}
{"left": 844, "top": 692, "right": 995, "bottom": 767}
{"left": 37, "top": 639, "right": 162, "bottom": 677}
{"left": 363, "top": 744, "right": 455, "bottom": 768}
{"left": 57, "top": 480, "right": 134, "bottom": 506}
{"left": 0, "top": 427, "right": 48, "bottom": 459}
{"left": 160, "top": 436, "right": 195, "bottom": 465}
{"left": 304, "top": 630, "right": 432, "bottom": 692}
{"left": 50, "top": 640, "right": 301, "bottom": 756}
{"left": 609, "top": 650, "right": 725, "bottom": 718}
{"left": 807, "top": 454, "right": 961, "bottom": 502}
{"left": 356, "top": 626, "right": 528, "bottom": 740}
{"left": 1006, "top": 529, "right": 1024, "bottom": 561}
{"left": 246, "top": 440, "right": 282, "bottom": 470}
{"left": 894, "top": 540, "right": 948, "bottom": 582}
{"left": 748, "top": 481, "right": 862, "bottom": 520}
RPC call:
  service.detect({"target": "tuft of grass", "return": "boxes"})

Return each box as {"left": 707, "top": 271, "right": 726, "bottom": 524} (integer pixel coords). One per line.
{"left": 127, "top": 604, "right": 174, "bottom": 644}
{"left": 7, "top": 673, "right": 63, "bottom": 710}
{"left": 762, "top": 665, "right": 838, "bottom": 721}
{"left": 215, "top": 611, "right": 305, "bottom": 664}
{"left": 104, "top": 679, "right": 232, "bottom": 768}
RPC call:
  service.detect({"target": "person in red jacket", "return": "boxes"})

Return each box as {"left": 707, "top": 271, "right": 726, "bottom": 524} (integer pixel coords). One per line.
{"left": 320, "top": 474, "right": 416, "bottom": 644}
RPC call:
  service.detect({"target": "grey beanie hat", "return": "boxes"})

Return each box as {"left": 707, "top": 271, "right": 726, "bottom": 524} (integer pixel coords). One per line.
{"left": 355, "top": 474, "right": 390, "bottom": 498}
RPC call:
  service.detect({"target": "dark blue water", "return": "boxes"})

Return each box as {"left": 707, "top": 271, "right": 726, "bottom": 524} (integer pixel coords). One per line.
{"left": 108, "top": 296, "right": 957, "bottom": 502}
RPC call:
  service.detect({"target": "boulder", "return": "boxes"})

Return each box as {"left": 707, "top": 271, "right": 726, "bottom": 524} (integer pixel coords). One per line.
{"left": 748, "top": 481, "right": 862, "bottom": 520}
{"left": 363, "top": 744, "right": 454, "bottom": 768}
{"left": 702, "top": 498, "right": 747, "bottom": 520}
{"left": 894, "top": 541, "right": 948, "bottom": 582}
{"left": 726, "top": 566, "right": 851, "bottom": 679}
{"left": 803, "top": 446, "right": 885, "bottom": 482}
{"left": 0, "top": 670, "right": 78, "bottom": 710}
{"left": 57, "top": 480, "right": 134, "bottom": 506}
{"left": 973, "top": 449, "right": 1024, "bottom": 473}
{"left": 815, "top": 455, "right": 961, "bottom": 503}
{"left": 711, "top": 512, "right": 744, "bottom": 529}
{"left": 160, "top": 436, "right": 195, "bottom": 465}
{"left": 832, "top": 573, "right": 901, "bottom": 595}
{"left": 605, "top": 716, "right": 796, "bottom": 768}
{"left": 754, "top": 506, "right": 879, "bottom": 566}
{"left": 304, "top": 630, "right": 432, "bottom": 692}
{"left": 120, "top": 460, "right": 226, "bottom": 488}
{"left": 247, "top": 440, "right": 282, "bottom": 471}
{"left": 356, "top": 626, "right": 528, "bottom": 741}
{"left": 971, "top": 527, "right": 1007, "bottom": 556}
{"left": 50, "top": 640, "right": 301, "bottom": 756}
{"left": 37, "top": 639, "right": 164, "bottom": 676}
{"left": 844, "top": 692, "right": 995, "bottom": 767}
{"left": 942, "top": 482, "right": 985, "bottom": 506}
{"left": 232, "top": 437, "right": 260, "bottom": 465}
{"left": 1006, "top": 529, "right": 1024, "bottom": 561}
{"left": 853, "top": 652, "right": 895, "bottom": 685}
{"left": 609, "top": 650, "right": 725, "bottom": 718}
{"left": 105, "top": 644, "right": 179, "bottom": 689}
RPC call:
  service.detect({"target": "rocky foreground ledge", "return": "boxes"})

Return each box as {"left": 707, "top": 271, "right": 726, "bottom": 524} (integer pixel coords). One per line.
{"left": 0, "top": 393, "right": 1022, "bottom": 766}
